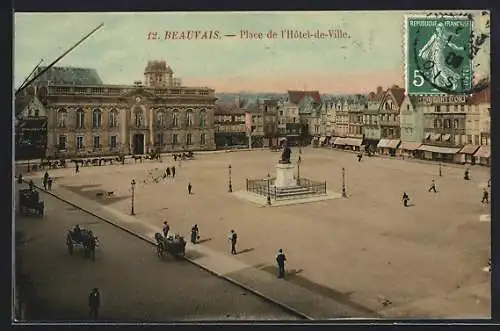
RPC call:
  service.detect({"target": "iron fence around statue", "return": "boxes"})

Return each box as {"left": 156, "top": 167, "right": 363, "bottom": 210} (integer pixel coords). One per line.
{"left": 246, "top": 178, "right": 276, "bottom": 197}
{"left": 297, "top": 178, "right": 327, "bottom": 194}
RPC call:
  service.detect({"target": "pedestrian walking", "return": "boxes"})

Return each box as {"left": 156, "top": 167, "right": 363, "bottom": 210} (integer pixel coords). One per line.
{"left": 229, "top": 230, "right": 237, "bottom": 255}
{"left": 88, "top": 288, "right": 101, "bottom": 318}
{"left": 17, "top": 173, "right": 23, "bottom": 184}
{"left": 428, "top": 178, "right": 437, "bottom": 192}
{"left": 464, "top": 168, "right": 470, "bottom": 180}
{"left": 162, "top": 221, "right": 170, "bottom": 238}
{"left": 402, "top": 192, "right": 410, "bottom": 207}
{"left": 47, "top": 177, "right": 53, "bottom": 190}
{"left": 43, "top": 171, "right": 49, "bottom": 190}
{"left": 276, "top": 249, "right": 287, "bottom": 279}
{"left": 191, "top": 224, "right": 200, "bottom": 244}
{"left": 172, "top": 166, "right": 176, "bottom": 178}
{"left": 357, "top": 153, "right": 362, "bottom": 162}
{"left": 188, "top": 182, "right": 192, "bottom": 195}
{"left": 75, "top": 163, "right": 79, "bottom": 173}
{"left": 481, "top": 188, "right": 489, "bottom": 204}
{"left": 166, "top": 167, "right": 171, "bottom": 177}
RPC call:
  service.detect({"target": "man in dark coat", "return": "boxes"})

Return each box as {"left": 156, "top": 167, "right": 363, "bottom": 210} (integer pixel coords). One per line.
{"left": 482, "top": 188, "right": 489, "bottom": 204}
{"left": 188, "top": 182, "right": 192, "bottom": 195}
{"left": 163, "top": 221, "right": 170, "bottom": 238}
{"left": 402, "top": 192, "right": 410, "bottom": 207}
{"left": 88, "top": 288, "right": 101, "bottom": 317}
{"left": 172, "top": 166, "right": 176, "bottom": 178}
{"left": 276, "top": 249, "right": 287, "bottom": 279}
{"left": 229, "top": 230, "right": 237, "bottom": 255}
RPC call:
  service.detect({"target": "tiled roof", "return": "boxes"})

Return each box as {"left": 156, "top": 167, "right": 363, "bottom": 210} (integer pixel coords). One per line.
{"left": 468, "top": 86, "right": 491, "bottom": 105}
{"left": 388, "top": 87, "right": 405, "bottom": 106}
{"left": 287, "top": 90, "right": 321, "bottom": 104}
{"left": 215, "top": 102, "right": 244, "bottom": 115}
{"left": 35, "top": 66, "right": 103, "bottom": 85}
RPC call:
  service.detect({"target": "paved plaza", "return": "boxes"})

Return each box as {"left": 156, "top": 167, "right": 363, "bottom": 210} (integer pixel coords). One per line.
{"left": 15, "top": 185, "right": 298, "bottom": 321}
{"left": 25, "top": 147, "right": 491, "bottom": 318}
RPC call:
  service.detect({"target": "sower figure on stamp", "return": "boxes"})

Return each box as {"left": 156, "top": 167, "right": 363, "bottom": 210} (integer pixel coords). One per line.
{"left": 276, "top": 249, "right": 287, "bottom": 279}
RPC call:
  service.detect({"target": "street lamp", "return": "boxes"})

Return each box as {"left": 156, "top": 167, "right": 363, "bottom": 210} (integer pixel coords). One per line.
{"left": 297, "top": 156, "right": 302, "bottom": 185}
{"left": 267, "top": 173, "right": 272, "bottom": 205}
{"left": 438, "top": 162, "right": 442, "bottom": 177}
{"left": 228, "top": 164, "right": 233, "bottom": 192}
{"left": 130, "top": 179, "right": 136, "bottom": 215}
{"left": 27, "top": 160, "right": 31, "bottom": 173}
{"left": 341, "top": 167, "right": 347, "bottom": 198}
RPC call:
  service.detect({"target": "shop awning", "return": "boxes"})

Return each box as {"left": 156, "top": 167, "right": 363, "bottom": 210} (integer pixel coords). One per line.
{"left": 417, "top": 145, "right": 460, "bottom": 154}
{"left": 377, "top": 139, "right": 390, "bottom": 148}
{"left": 430, "top": 133, "right": 442, "bottom": 141}
{"left": 399, "top": 142, "right": 422, "bottom": 151}
{"left": 334, "top": 137, "right": 346, "bottom": 145}
{"left": 345, "top": 138, "right": 363, "bottom": 146}
{"left": 473, "top": 145, "right": 490, "bottom": 158}
{"left": 386, "top": 139, "right": 401, "bottom": 149}
{"left": 458, "top": 144, "right": 480, "bottom": 155}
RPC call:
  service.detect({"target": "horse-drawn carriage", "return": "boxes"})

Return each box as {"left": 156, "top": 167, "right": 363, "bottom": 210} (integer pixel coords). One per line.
{"left": 66, "top": 227, "right": 99, "bottom": 260}
{"left": 18, "top": 189, "right": 44, "bottom": 216}
{"left": 154, "top": 232, "right": 186, "bottom": 258}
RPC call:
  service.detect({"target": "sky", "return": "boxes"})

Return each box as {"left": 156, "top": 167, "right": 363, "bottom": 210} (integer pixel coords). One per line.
{"left": 14, "top": 11, "right": 489, "bottom": 94}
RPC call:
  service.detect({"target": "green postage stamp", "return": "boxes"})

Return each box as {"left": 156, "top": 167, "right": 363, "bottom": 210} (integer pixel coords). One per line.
{"left": 405, "top": 15, "right": 473, "bottom": 95}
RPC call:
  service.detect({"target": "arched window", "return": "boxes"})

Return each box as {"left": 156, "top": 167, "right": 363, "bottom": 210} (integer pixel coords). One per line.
{"left": 172, "top": 110, "right": 179, "bottom": 128}
{"left": 76, "top": 108, "right": 85, "bottom": 128}
{"left": 453, "top": 119, "right": 459, "bottom": 129}
{"left": 92, "top": 109, "right": 102, "bottom": 128}
{"left": 186, "top": 110, "right": 194, "bottom": 127}
{"left": 109, "top": 109, "right": 118, "bottom": 128}
{"left": 156, "top": 110, "right": 165, "bottom": 128}
{"left": 57, "top": 109, "right": 67, "bottom": 128}
{"left": 133, "top": 106, "right": 143, "bottom": 128}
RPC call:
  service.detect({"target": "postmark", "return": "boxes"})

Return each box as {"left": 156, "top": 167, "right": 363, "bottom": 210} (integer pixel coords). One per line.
{"left": 405, "top": 14, "right": 475, "bottom": 95}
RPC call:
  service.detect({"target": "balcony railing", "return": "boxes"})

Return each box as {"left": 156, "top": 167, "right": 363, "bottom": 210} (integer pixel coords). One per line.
{"left": 47, "top": 85, "right": 215, "bottom": 97}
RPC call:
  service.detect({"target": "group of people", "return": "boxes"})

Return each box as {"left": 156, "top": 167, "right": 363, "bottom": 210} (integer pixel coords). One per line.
{"left": 162, "top": 166, "right": 176, "bottom": 179}
{"left": 401, "top": 168, "right": 490, "bottom": 207}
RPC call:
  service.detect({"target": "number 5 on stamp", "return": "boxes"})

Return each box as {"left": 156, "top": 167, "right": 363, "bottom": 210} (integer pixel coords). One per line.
{"left": 405, "top": 15, "right": 473, "bottom": 95}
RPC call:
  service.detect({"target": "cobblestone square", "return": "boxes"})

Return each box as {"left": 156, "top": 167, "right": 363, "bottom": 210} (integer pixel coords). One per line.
{"left": 47, "top": 148, "right": 491, "bottom": 317}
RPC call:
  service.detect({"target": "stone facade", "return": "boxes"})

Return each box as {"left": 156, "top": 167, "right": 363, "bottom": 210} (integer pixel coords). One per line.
{"left": 32, "top": 61, "right": 217, "bottom": 158}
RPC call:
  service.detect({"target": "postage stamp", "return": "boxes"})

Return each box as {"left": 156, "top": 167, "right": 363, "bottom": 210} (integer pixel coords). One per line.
{"left": 405, "top": 14, "right": 473, "bottom": 95}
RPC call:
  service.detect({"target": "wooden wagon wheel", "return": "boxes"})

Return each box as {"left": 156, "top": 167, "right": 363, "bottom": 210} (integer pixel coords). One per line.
{"left": 66, "top": 235, "right": 73, "bottom": 255}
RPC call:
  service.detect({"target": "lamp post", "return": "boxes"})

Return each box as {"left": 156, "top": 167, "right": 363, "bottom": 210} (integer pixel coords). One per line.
{"left": 267, "top": 173, "right": 271, "bottom": 206}
{"left": 228, "top": 164, "right": 233, "bottom": 193}
{"left": 438, "top": 162, "right": 442, "bottom": 177}
{"left": 341, "top": 167, "right": 347, "bottom": 198}
{"left": 297, "top": 156, "right": 302, "bottom": 185}
{"left": 130, "top": 179, "right": 136, "bottom": 215}
{"left": 27, "top": 160, "right": 31, "bottom": 173}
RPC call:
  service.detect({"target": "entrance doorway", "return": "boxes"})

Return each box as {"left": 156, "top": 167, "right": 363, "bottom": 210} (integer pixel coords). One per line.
{"left": 133, "top": 134, "right": 144, "bottom": 154}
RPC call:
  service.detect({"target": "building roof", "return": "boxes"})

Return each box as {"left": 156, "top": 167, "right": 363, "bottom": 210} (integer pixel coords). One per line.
{"left": 215, "top": 102, "right": 245, "bottom": 115}
{"left": 287, "top": 90, "right": 321, "bottom": 104}
{"left": 388, "top": 86, "right": 405, "bottom": 106}
{"left": 15, "top": 96, "right": 31, "bottom": 117}
{"left": 468, "top": 86, "right": 491, "bottom": 105}
{"left": 34, "top": 66, "right": 103, "bottom": 85}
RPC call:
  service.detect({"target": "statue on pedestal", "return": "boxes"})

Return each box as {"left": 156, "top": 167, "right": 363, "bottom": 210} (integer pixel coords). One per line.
{"left": 279, "top": 143, "right": 292, "bottom": 164}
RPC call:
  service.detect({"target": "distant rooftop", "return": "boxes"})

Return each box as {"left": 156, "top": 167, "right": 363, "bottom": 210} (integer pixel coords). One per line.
{"left": 35, "top": 66, "right": 103, "bottom": 85}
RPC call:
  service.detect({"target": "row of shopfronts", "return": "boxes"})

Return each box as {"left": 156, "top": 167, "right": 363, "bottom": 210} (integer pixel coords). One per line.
{"left": 311, "top": 136, "right": 491, "bottom": 166}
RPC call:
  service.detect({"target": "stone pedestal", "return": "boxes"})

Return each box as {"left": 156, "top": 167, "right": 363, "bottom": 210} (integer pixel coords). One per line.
{"left": 275, "top": 162, "right": 296, "bottom": 188}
